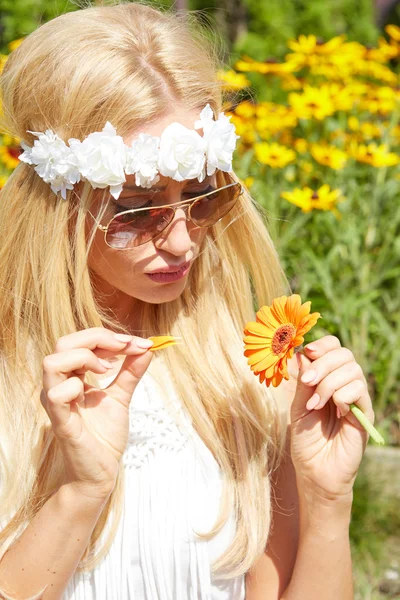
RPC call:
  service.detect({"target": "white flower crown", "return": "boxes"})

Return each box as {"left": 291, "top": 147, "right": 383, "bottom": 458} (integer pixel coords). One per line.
{"left": 18, "top": 104, "right": 240, "bottom": 201}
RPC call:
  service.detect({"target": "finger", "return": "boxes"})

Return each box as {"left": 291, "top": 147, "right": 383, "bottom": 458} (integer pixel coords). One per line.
{"left": 54, "top": 327, "right": 141, "bottom": 357}
{"left": 310, "top": 361, "right": 365, "bottom": 410}
{"left": 333, "top": 380, "right": 374, "bottom": 422}
{"left": 300, "top": 346, "right": 361, "bottom": 387}
{"left": 56, "top": 328, "right": 153, "bottom": 361}
{"left": 303, "top": 335, "right": 342, "bottom": 359}
{"left": 106, "top": 350, "right": 154, "bottom": 407}
{"left": 290, "top": 352, "right": 315, "bottom": 423}
{"left": 43, "top": 348, "right": 111, "bottom": 392}
{"left": 42, "top": 376, "right": 84, "bottom": 432}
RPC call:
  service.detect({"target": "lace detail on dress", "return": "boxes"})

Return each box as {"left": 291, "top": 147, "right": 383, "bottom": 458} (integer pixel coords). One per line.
{"left": 122, "top": 373, "right": 191, "bottom": 468}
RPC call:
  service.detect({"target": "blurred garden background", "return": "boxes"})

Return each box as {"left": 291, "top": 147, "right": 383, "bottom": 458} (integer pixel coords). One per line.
{"left": 1, "top": 0, "right": 399, "bottom": 597}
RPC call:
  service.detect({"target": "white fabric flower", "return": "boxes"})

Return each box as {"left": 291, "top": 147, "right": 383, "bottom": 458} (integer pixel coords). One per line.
{"left": 68, "top": 121, "right": 127, "bottom": 200}
{"left": 19, "top": 129, "right": 81, "bottom": 200}
{"left": 194, "top": 104, "right": 240, "bottom": 176}
{"left": 125, "top": 133, "right": 161, "bottom": 188}
{"left": 157, "top": 123, "right": 207, "bottom": 183}
{"left": 18, "top": 104, "right": 241, "bottom": 200}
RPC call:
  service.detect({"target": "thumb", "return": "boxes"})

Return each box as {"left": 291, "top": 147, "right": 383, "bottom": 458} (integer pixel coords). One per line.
{"left": 290, "top": 351, "right": 317, "bottom": 423}
{"left": 106, "top": 349, "right": 154, "bottom": 406}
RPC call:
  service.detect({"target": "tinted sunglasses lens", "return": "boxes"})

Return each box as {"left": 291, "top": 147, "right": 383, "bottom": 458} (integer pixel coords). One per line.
{"left": 106, "top": 207, "right": 174, "bottom": 249}
{"left": 190, "top": 183, "right": 241, "bottom": 227}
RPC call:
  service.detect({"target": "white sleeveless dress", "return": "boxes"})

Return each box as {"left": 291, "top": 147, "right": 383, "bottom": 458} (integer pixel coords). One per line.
{"left": 63, "top": 358, "right": 246, "bottom": 600}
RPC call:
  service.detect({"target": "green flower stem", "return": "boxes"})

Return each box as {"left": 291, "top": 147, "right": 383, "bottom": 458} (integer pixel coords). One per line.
{"left": 295, "top": 345, "right": 385, "bottom": 445}
{"left": 349, "top": 404, "right": 385, "bottom": 446}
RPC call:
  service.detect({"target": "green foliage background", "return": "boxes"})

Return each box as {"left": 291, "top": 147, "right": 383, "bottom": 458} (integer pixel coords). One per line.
{"left": 0, "top": 0, "right": 380, "bottom": 56}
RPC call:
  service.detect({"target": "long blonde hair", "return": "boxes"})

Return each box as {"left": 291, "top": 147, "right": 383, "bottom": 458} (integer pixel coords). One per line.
{"left": 0, "top": 0, "right": 291, "bottom": 582}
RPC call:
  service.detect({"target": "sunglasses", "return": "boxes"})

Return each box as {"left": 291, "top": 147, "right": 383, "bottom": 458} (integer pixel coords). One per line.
{"left": 88, "top": 178, "right": 244, "bottom": 249}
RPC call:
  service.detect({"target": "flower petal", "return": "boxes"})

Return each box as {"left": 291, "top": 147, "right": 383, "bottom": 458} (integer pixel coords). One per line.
{"left": 148, "top": 335, "right": 179, "bottom": 351}
{"left": 244, "top": 321, "right": 272, "bottom": 338}
{"left": 270, "top": 296, "right": 289, "bottom": 324}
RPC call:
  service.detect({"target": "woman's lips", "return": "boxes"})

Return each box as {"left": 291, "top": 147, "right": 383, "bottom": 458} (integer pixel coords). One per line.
{"left": 145, "top": 261, "right": 191, "bottom": 283}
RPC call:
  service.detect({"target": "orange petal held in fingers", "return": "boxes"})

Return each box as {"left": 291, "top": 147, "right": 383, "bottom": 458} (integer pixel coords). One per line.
{"left": 148, "top": 335, "right": 180, "bottom": 351}
{"left": 243, "top": 294, "right": 321, "bottom": 387}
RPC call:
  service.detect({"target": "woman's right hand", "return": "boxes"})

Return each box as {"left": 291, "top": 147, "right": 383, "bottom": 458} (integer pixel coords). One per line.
{"left": 40, "top": 327, "right": 154, "bottom": 501}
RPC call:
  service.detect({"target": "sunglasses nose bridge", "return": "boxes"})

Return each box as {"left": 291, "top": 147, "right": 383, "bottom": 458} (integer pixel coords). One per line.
{"left": 162, "top": 202, "right": 196, "bottom": 234}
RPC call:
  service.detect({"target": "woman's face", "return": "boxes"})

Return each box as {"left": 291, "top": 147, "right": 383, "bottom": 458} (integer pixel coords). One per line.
{"left": 86, "top": 107, "right": 216, "bottom": 327}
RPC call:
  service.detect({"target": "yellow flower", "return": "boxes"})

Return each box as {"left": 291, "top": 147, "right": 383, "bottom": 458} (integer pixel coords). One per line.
{"left": 278, "top": 130, "right": 294, "bottom": 147}
{"left": 287, "top": 34, "right": 321, "bottom": 56}
{"left": 235, "top": 55, "right": 297, "bottom": 75}
{"left": 8, "top": 38, "right": 24, "bottom": 52}
{"left": 348, "top": 116, "right": 360, "bottom": 131}
{"left": 320, "top": 83, "right": 355, "bottom": 112}
{"left": 348, "top": 142, "right": 399, "bottom": 167}
{"left": 344, "top": 81, "right": 369, "bottom": 102}
{"left": 281, "top": 185, "right": 344, "bottom": 217}
{"left": 242, "top": 176, "right": 254, "bottom": 189}
{"left": 358, "top": 61, "right": 398, "bottom": 86}
{"left": 286, "top": 34, "right": 345, "bottom": 68}
{"left": 234, "top": 101, "right": 257, "bottom": 119}
{"left": 0, "top": 143, "right": 21, "bottom": 170}
{"left": 385, "top": 24, "right": 400, "bottom": 42}
{"left": 217, "top": 69, "right": 251, "bottom": 91}
{"left": 365, "top": 38, "right": 399, "bottom": 63}
{"left": 359, "top": 122, "right": 382, "bottom": 140}
{"left": 225, "top": 112, "right": 256, "bottom": 145}
{"left": 361, "top": 86, "right": 398, "bottom": 114}
{"left": 299, "top": 160, "right": 314, "bottom": 174}
{"left": 0, "top": 174, "right": 8, "bottom": 190}
{"left": 243, "top": 294, "right": 321, "bottom": 387}
{"left": 289, "top": 85, "right": 335, "bottom": 120}
{"left": 280, "top": 74, "right": 304, "bottom": 90}
{"left": 310, "top": 144, "right": 348, "bottom": 170}
{"left": 293, "top": 138, "right": 308, "bottom": 154}
{"left": 0, "top": 55, "right": 8, "bottom": 74}
{"left": 255, "top": 103, "right": 297, "bottom": 136}
{"left": 254, "top": 142, "right": 296, "bottom": 168}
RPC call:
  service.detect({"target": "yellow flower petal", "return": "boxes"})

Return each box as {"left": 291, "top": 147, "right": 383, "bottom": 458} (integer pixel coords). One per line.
{"left": 244, "top": 321, "right": 272, "bottom": 338}
{"left": 148, "top": 335, "right": 180, "bottom": 351}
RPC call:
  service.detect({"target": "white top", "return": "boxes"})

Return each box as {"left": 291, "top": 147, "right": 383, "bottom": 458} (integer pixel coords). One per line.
{"left": 63, "top": 357, "right": 246, "bottom": 600}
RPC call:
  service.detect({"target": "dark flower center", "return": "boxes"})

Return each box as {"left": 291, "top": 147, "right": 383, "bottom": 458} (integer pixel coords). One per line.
{"left": 272, "top": 323, "right": 296, "bottom": 354}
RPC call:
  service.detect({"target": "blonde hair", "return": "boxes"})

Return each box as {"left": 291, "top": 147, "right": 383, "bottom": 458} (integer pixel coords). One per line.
{"left": 0, "top": 0, "right": 291, "bottom": 585}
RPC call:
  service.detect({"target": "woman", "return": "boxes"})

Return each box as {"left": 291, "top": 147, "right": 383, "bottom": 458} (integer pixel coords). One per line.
{"left": 0, "top": 2, "right": 374, "bottom": 599}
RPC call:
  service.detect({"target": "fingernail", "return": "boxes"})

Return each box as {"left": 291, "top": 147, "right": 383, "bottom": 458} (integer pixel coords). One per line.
{"left": 305, "top": 344, "right": 317, "bottom": 351}
{"left": 301, "top": 369, "right": 317, "bottom": 384}
{"left": 98, "top": 358, "right": 114, "bottom": 369}
{"left": 136, "top": 338, "right": 154, "bottom": 349}
{"left": 336, "top": 406, "right": 342, "bottom": 419}
{"left": 306, "top": 393, "right": 320, "bottom": 410}
{"left": 114, "top": 334, "right": 134, "bottom": 342}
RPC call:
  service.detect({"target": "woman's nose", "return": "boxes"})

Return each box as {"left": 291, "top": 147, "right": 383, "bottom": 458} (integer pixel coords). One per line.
{"left": 153, "top": 206, "right": 192, "bottom": 255}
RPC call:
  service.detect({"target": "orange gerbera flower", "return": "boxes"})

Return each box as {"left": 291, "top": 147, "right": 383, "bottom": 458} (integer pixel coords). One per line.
{"left": 148, "top": 335, "right": 180, "bottom": 351}
{"left": 243, "top": 294, "right": 321, "bottom": 387}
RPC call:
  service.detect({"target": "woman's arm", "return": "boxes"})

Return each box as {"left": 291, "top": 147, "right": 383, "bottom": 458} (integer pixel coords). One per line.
{"left": 245, "top": 428, "right": 353, "bottom": 600}
{"left": 281, "top": 487, "right": 353, "bottom": 600}
{"left": 0, "top": 484, "right": 110, "bottom": 599}
{"left": 246, "top": 353, "right": 354, "bottom": 599}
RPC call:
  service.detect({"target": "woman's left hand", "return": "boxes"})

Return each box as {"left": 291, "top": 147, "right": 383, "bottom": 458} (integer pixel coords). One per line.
{"left": 288, "top": 334, "right": 374, "bottom": 501}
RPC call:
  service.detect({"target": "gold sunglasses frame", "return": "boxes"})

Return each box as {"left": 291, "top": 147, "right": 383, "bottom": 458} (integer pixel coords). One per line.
{"left": 88, "top": 180, "right": 244, "bottom": 249}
